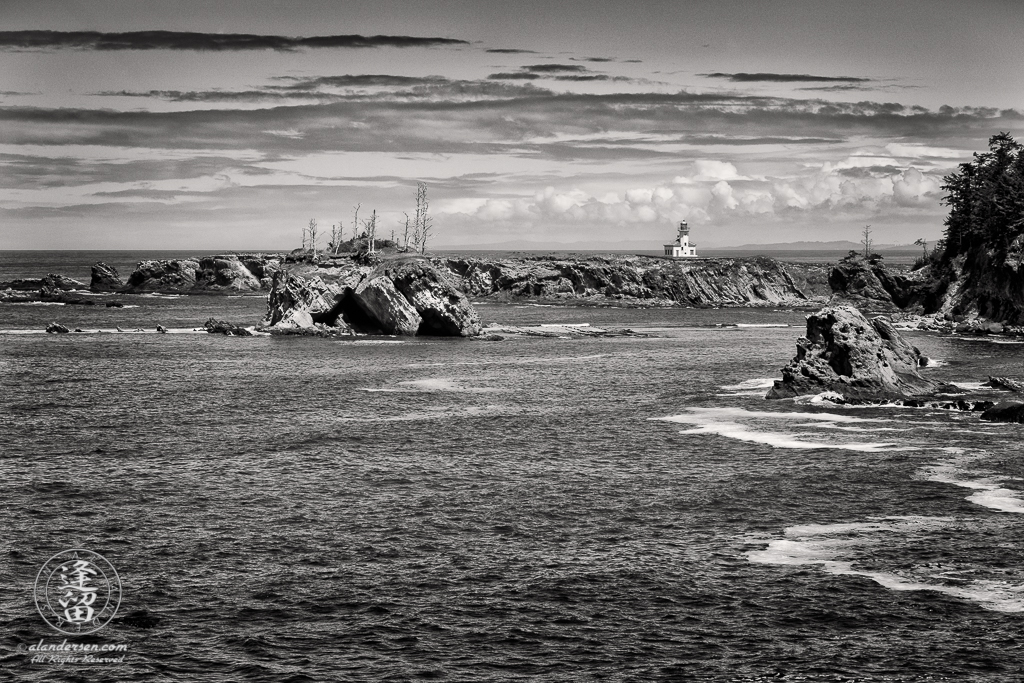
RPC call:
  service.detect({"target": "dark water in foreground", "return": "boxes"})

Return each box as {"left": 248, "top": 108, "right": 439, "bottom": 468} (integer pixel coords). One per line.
{"left": 1, "top": 256, "right": 1023, "bottom": 681}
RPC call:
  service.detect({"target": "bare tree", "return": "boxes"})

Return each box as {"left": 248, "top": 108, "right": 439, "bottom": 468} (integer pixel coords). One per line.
{"left": 363, "top": 210, "right": 378, "bottom": 253}
{"left": 412, "top": 186, "right": 423, "bottom": 252}
{"left": 306, "top": 218, "right": 320, "bottom": 259}
{"left": 351, "top": 203, "right": 361, "bottom": 247}
{"left": 860, "top": 225, "right": 873, "bottom": 259}
{"left": 420, "top": 212, "right": 432, "bottom": 254}
{"left": 914, "top": 238, "right": 927, "bottom": 259}
{"left": 402, "top": 212, "right": 411, "bottom": 251}
{"left": 414, "top": 182, "right": 432, "bottom": 253}
{"left": 329, "top": 220, "right": 344, "bottom": 254}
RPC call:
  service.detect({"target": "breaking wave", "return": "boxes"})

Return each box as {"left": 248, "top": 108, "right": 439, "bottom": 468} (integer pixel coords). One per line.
{"left": 748, "top": 518, "right": 1024, "bottom": 613}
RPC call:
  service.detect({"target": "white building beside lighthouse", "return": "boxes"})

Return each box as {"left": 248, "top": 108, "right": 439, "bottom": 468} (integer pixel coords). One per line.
{"left": 664, "top": 221, "right": 698, "bottom": 258}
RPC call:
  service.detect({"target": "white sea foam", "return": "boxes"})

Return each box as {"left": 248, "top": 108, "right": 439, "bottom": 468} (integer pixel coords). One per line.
{"left": 922, "top": 357, "right": 949, "bottom": 368}
{"left": 735, "top": 323, "right": 789, "bottom": 328}
{"left": 6, "top": 301, "right": 65, "bottom": 306}
{"left": 748, "top": 517, "right": 1024, "bottom": 613}
{"left": 719, "top": 378, "right": 776, "bottom": 391}
{"left": 920, "top": 460, "right": 1024, "bottom": 513}
{"left": 952, "top": 381, "right": 987, "bottom": 391}
{"left": 361, "top": 378, "right": 498, "bottom": 393}
{"left": 352, "top": 340, "right": 405, "bottom": 345}
{"left": 655, "top": 408, "right": 901, "bottom": 451}
{"left": 540, "top": 323, "right": 590, "bottom": 328}
{"left": 658, "top": 407, "right": 884, "bottom": 424}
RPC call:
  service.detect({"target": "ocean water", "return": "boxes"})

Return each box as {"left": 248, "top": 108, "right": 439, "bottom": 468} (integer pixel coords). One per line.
{"left": 1, "top": 253, "right": 1023, "bottom": 681}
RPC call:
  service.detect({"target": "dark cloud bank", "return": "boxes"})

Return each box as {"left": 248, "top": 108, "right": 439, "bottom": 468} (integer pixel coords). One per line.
{"left": 0, "top": 30, "right": 468, "bottom": 51}
{"left": 703, "top": 72, "right": 870, "bottom": 83}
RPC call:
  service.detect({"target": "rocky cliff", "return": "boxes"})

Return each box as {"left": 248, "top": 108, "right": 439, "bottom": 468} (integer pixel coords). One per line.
{"left": 260, "top": 256, "right": 480, "bottom": 337}
{"left": 766, "top": 306, "right": 955, "bottom": 401}
{"left": 436, "top": 255, "right": 822, "bottom": 307}
{"left": 122, "top": 254, "right": 282, "bottom": 293}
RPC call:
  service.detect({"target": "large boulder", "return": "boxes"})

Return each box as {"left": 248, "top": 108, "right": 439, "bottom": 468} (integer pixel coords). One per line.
{"left": 981, "top": 401, "right": 1024, "bottom": 424}
{"left": 389, "top": 261, "right": 482, "bottom": 336}
{"left": 123, "top": 254, "right": 281, "bottom": 293}
{"left": 259, "top": 259, "right": 481, "bottom": 337}
{"left": 766, "top": 306, "right": 953, "bottom": 401}
{"left": 90, "top": 262, "right": 124, "bottom": 292}
{"left": 125, "top": 259, "right": 200, "bottom": 292}
{"left": 195, "top": 256, "right": 262, "bottom": 291}
{"left": 352, "top": 276, "right": 423, "bottom": 335}
{"left": 261, "top": 271, "right": 357, "bottom": 331}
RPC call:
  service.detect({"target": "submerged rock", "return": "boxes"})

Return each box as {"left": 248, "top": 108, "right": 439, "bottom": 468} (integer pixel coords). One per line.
{"left": 203, "top": 318, "right": 253, "bottom": 336}
{"left": 987, "top": 376, "right": 1024, "bottom": 393}
{"left": 980, "top": 401, "right": 1024, "bottom": 424}
{"left": 46, "top": 322, "right": 70, "bottom": 334}
{"left": 766, "top": 306, "right": 955, "bottom": 401}
{"left": 91, "top": 262, "right": 124, "bottom": 292}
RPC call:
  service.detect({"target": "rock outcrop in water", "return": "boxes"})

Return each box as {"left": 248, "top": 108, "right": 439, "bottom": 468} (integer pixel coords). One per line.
{"left": 766, "top": 305, "right": 953, "bottom": 401}
{"left": 260, "top": 256, "right": 481, "bottom": 337}
{"left": 90, "top": 262, "right": 124, "bottom": 292}
{"left": 980, "top": 401, "right": 1024, "bottom": 423}
{"left": 123, "top": 254, "right": 282, "bottom": 293}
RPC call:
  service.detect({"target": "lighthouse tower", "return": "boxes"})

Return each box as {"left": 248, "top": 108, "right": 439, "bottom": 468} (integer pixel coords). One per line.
{"left": 664, "top": 221, "right": 698, "bottom": 258}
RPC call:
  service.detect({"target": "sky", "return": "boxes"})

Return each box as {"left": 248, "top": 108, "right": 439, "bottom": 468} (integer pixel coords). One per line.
{"left": 1, "top": 0, "right": 1022, "bottom": 249}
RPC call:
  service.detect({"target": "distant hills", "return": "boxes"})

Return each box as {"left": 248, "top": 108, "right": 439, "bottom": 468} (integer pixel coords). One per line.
{"left": 712, "top": 240, "right": 917, "bottom": 252}
{"left": 436, "top": 239, "right": 923, "bottom": 252}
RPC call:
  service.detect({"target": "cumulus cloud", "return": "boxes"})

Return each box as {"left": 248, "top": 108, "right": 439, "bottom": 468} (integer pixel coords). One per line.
{"left": 691, "top": 160, "right": 748, "bottom": 181}
{"left": 892, "top": 167, "right": 940, "bottom": 206}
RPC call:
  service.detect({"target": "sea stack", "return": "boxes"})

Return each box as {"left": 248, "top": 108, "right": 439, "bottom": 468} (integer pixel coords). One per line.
{"left": 766, "top": 305, "right": 953, "bottom": 401}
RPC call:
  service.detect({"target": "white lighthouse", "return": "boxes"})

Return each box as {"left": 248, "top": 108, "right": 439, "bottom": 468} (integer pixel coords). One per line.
{"left": 664, "top": 221, "right": 698, "bottom": 258}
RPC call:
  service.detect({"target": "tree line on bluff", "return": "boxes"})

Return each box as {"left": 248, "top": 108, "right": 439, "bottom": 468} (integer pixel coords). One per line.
{"left": 927, "top": 133, "right": 1024, "bottom": 322}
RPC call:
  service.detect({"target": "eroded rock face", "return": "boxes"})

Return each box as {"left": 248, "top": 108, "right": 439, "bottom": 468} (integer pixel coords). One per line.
{"left": 437, "top": 255, "right": 814, "bottom": 307}
{"left": 259, "top": 258, "right": 479, "bottom": 337}
{"left": 352, "top": 276, "right": 422, "bottom": 335}
{"left": 390, "top": 262, "right": 481, "bottom": 336}
{"left": 123, "top": 254, "right": 281, "bottom": 293}
{"left": 90, "top": 262, "right": 124, "bottom": 292}
{"left": 125, "top": 259, "right": 200, "bottom": 292}
{"left": 766, "top": 306, "right": 952, "bottom": 401}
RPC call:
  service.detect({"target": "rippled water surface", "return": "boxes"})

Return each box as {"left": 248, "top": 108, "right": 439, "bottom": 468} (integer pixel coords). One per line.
{"left": 2, "top": 256, "right": 1023, "bottom": 681}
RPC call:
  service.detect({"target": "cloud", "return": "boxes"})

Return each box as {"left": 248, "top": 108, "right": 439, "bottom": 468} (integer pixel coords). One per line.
{"left": 571, "top": 57, "right": 615, "bottom": 63}
{"left": 522, "top": 64, "right": 590, "bottom": 73}
{"left": 0, "top": 30, "right": 469, "bottom": 52}
{"left": 702, "top": 72, "right": 870, "bottom": 83}
{"left": 272, "top": 75, "right": 452, "bottom": 90}
{"left": 487, "top": 72, "right": 542, "bottom": 80}
{"left": 691, "top": 160, "right": 748, "bottom": 181}
{"left": 485, "top": 48, "right": 537, "bottom": 54}
{"left": 892, "top": 167, "right": 940, "bottom": 206}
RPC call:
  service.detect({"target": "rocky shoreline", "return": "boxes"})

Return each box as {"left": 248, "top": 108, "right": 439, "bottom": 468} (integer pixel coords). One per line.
{"left": 6, "top": 248, "right": 1024, "bottom": 342}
